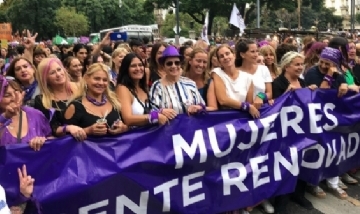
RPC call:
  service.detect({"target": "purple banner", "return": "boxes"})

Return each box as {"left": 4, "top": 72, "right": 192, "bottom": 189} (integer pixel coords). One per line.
{"left": 1, "top": 89, "right": 360, "bottom": 214}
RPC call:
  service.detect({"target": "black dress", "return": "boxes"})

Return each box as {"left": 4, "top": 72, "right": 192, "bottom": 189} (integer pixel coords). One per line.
{"left": 64, "top": 98, "right": 122, "bottom": 129}
{"left": 272, "top": 74, "right": 313, "bottom": 213}
{"left": 34, "top": 95, "right": 68, "bottom": 136}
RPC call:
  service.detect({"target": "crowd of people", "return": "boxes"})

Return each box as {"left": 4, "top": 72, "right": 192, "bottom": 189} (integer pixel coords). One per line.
{"left": 0, "top": 29, "right": 359, "bottom": 214}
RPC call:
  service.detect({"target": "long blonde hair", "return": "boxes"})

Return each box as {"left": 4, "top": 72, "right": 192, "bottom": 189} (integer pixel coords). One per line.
{"left": 259, "top": 45, "right": 280, "bottom": 77}
{"left": 71, "top": 63, "right": 121, "bottom": 111}
{"left": 183, "top": 48, "right": 209, "bottom": 84}
{"left": 36, "top": 58, "right": 72, "bottom": 110}
{"left": 111, "top": 48, "right": 129, "bottom": 71}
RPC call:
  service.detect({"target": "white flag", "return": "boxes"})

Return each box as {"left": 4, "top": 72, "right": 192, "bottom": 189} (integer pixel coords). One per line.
{"left": 201, "top": 10, "right": 210, "bottom": 45}
{"left": 229, "top": 3, "right": 246, "bottom": 34}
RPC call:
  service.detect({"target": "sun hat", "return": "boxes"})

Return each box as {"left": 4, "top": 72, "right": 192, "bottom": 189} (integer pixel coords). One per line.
{"left": 158, "top": 45, "right": 184, "bottom": 64}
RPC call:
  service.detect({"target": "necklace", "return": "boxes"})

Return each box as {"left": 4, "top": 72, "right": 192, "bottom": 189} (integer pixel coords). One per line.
{"left": 86, "top": 94, "right": 107, "bottom": 106}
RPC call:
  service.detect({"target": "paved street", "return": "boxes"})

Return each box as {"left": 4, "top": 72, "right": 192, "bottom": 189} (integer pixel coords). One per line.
{"left": 252, "top": 172, "right": 360, "bottom": 214}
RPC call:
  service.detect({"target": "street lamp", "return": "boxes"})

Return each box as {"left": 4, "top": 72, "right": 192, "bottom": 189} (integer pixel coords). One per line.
{"left": 175, "top": 0, "right": 180, "bottom": 45}
{"left": 119, "top": 0, "right": 123, "bottom": 26}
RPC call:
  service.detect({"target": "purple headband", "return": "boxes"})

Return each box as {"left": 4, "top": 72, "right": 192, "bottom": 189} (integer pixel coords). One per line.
{"left": 258, "top": 40, "right": 269, "bottom": 48}
{"left": 320, "top": 47, "right": 342, "bottom": 66}
{"left": 0, "top": 76, "right": 8, "bottom": 100}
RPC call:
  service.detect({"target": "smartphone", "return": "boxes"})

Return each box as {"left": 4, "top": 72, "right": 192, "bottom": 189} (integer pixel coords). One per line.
{"left": 110, "top": 32, "right": 125, "bottom": 41}
{"left": 96, "top": 118, "right": 107, "bottom": 124}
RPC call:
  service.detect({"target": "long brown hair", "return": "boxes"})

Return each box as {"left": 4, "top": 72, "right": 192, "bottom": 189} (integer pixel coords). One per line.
{"left": 183, "top": 48, "right": 209, "bottom": 84}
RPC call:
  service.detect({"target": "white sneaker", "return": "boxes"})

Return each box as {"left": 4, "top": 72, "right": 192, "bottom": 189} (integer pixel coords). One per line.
{"left": 261, "top": 200, "right": 275, "bottom": 213}
{"left": 240, "top": 210, "right": 250, "bottom": 214}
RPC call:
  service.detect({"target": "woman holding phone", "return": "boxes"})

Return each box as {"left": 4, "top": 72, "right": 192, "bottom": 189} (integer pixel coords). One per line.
{"left": 64, "top": 63, "right": 128, "bottom": 137}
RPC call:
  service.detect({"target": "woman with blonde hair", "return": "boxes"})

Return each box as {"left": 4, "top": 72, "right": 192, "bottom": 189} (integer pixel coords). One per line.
{"left": 34, "top": 58, "right": 85, "bottom": 139}
{"left": 64, "top": 63, "right": 128, "bottom": 137}
{"left": 193, "top": 39, "right": 208, "bottom": 50}
{"left": 110, "top": 47, "right": 129, "bottom": 87}
{"left": 183, "top": 48, "right": 217, "bottom": 108}
{"left": 259, "top": 45, "right": 279, "bottom": 80}
{"left": 272, "top": 51, "right": 317, "bottom": 213}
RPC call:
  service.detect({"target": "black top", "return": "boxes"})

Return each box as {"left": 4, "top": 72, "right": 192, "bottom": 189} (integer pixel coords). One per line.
{"left": 64, "top": 98, "right": 122, "bottom": 129}
{"left": 34, "top": 95, "right": 67, "bottom": 136}
{"left": 272, "top": 74, "right": 306, "bottom": 99}
{"left": 304, "top": 65, "right": 345, "bottom": 88}
{"left": 148, "top": 69, "right": 161, "bottom": 88}
{"left": 351, "top": 64, "right": 360, "bottom": 86}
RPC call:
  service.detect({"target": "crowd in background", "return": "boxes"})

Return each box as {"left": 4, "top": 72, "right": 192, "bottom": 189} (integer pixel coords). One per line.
{"left": 0, "top": 30, "right": 360, "bottom": 214}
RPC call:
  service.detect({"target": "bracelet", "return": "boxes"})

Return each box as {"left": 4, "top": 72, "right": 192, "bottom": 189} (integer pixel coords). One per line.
{"left": 199, "top": 103, "right": 206, "bottom": 111}
{"left": 240, "top": 102, "right": 250, "bottom": 111}
{"left": 257, "top": 92, "right": 268, "bottom": 102}
{"left": 148, "top": 110, "right": 159, "bottom": 124}
{"left": 62, "top": 125, "right": 67, "bottom": 134}
{"left": 323, "top": 75, "right": 334, "bottom": 86}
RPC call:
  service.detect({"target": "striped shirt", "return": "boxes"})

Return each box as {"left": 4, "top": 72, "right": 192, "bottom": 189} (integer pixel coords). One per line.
{"left": 149, "top": 77, "right": 205, "bottom": 114}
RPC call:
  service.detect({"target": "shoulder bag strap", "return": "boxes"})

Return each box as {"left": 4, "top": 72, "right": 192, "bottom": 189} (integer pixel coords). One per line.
{"left": 17, "top": 110, "right": 23, "bottom": 144}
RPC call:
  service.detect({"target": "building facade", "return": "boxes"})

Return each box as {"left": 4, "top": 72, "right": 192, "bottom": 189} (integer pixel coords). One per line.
{"left": 325, "top": 0, "right": 360, "bottom": 29}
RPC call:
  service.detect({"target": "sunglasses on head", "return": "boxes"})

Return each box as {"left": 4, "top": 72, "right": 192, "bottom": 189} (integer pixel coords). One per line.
{"left": 165, "top": 61, "right": 181, "bottom": 67}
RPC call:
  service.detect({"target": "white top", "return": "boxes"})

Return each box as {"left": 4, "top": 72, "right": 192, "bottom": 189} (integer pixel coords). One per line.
{"left": 212, "top": 67, "right": 253, "bottom": 102}
{"left": 0, "top": 185, "right": 10, "bottom": 214}
{"left": 149, "top": 76, "right": 205, "bottom": 114}
{"left": 243, "top": 65, "right": 272, "bottom": 99}
{"left": 131, "top": 97, "right": 145, "bottom": 115}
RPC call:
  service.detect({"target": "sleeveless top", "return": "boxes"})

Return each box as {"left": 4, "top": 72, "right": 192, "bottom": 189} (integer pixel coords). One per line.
{"left": 132, "top": 97, "right": 145, "bottom": 115}
{"left": 211, "top": 68, "right": 252, "bottom": 103}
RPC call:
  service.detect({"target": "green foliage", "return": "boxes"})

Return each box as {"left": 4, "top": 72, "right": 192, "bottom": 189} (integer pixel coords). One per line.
{"left": 6, "top": 0, "right": 61, "bottom": 39}
{"left": 161, "top": 13, "right": 203, "bottom": 38}
{"left": 0, "top": 10, "right": 9, "bottom": 22}
{"left": 55, "top": 7, "right": 89, "bottom": 36}
{"left": 356, "top": 13, "right": 360, "bottom": 25}
{"left": 62, "top": 0, "right": 154, "bottom": 32}
{"left": 259, "top": 6, "right": 342, "bottom": 31}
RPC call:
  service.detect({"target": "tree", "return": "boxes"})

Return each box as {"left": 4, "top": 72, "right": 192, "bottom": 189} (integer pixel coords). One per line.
{"left": 6, "top": 0, "right": 61, "bottom": 39}
{"left": 0, "top": 10, "right": 8, "bottom": 22}
{"left": 62, "top": 0, "right": 154, "bottom": 32}
{"left": 55, "top": 7, "right": 89, "bottom": 36}
{"left": 161, "top": 13, "right": 203, "bottom": 38}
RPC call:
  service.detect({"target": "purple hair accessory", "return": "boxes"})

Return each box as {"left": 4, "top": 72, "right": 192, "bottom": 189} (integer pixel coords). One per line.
{"left": 258, "top": 40, "right": 269, "bottom": 48}
{"left": 0, "top": 75, "right": 9, "bottom": 100}
{"left": 2, "top": 63, "right": 10, "bottom": 75}
{"left": 320, "top": 47, "right": 342, "bottom": 66}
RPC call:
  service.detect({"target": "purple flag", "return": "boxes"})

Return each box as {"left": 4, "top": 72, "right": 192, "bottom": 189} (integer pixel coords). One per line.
{"left": 79, "top": 36, "right": 89, "bottom": 44}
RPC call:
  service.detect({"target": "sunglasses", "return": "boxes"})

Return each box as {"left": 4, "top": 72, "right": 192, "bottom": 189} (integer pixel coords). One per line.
{"left": 165, "top": 61, "right": 181, "bottom": 67}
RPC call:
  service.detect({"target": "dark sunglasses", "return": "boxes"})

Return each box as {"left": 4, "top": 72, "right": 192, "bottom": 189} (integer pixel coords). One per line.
{"left": 165, "top": 61, "right": 181, "bottom": 67}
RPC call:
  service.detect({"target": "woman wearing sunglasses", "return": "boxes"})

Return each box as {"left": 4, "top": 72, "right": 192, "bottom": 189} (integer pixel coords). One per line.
{"left": 64, "top": 63, "right": 128, "bottom": 137}
{"left": 149, "top": 46, "right": 208, "bottom": 117}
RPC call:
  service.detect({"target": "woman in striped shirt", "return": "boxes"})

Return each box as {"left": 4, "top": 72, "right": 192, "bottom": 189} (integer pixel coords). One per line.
{"left": 149, "top": 46, "right": 208, "bottom": 115}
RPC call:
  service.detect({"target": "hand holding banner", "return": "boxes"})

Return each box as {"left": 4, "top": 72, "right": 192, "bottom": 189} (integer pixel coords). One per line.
{"left": 1, "top": 89, "right": 360, "bottom": 214}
